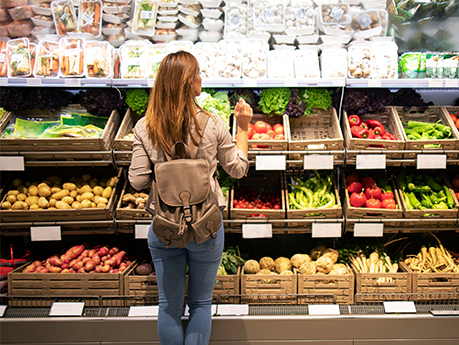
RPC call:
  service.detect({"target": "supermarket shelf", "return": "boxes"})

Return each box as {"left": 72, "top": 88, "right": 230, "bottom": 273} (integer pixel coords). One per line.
{"left": 0, "top": 220, "right": 117, "bottom": 236}
{"left": 3, "top": 77, "right": 112, "bottom": 88}
{"left": 346, "top": 78, "right": 459, "bottom": 88}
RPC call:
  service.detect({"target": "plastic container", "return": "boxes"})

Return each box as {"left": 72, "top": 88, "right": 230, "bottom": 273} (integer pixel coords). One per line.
{"left": 157, "top": 15, "right": 178, "bottom": 22}
{"left": 199, "top": 29, "right": 221, "bottom": 43}
{"left": 31, "top": 15, "right": 55, "bottom": 27}
{"left": 200, "top": 8, "right": 221, "bottom": 18}
{"left": 377, "top": 9, "right": 388, "bottom": 37}
{"left": 272, "top": 34, "right": 295, "bottom": 45}
{"left": 8, "top": 5, "right": 34, "bottom": 21}
{"left": 202, "top": 17, "right": 222, "bottom": 31}
{"left": 51, "top": 0, "right": 78, "bottom": 35}
{"left": 120, "top": 40, "right": 148, "bottom": 78}
{"left": 132, "top": 0, "right": 158, "bottom": 36}
{"left": 272, "top": 44, "right": 296, "bottom": 51}
{"left": 252, "top": 4, "right": 285, "bottom": 32}
{"left": 0, "top": 23, "right": 10, "bottom": 39}
{"left": 200, "top": 0, "right": 221, "bottom": 8}
{"left": 0, "top": 8, "right": 11, "bottom": 21}
{"left": 167, "top": 39, "right": 193, "bottom": 52}
{"left": 58, "top": 37, "right": 85, "bottom": 77}
{"left": 178, "top": 13, "right": 201, "bottom": 28}
{"left": 284, "top": 5, "right": 315, "bottom": 35}
{"left": 6, "top": 37, "right": 31, "bottom": 77}
{"left": 102, "top": 13, "right": 129, "bottom": 24}
{"left": 296, "top": 34, "right": 319, "bottom": 44}
{"left": 146, "top": 43, "right": 167, "bottom": 78}
{"left": 7, "top": 20, "right": 34, "bottom": 38}
{"left": 191, "top": 42, "right": 218, "bottom": 78}
{"left": 223, "top": 2, "right": 247, "bottom": 39}
{"left": 0, "top": 38, "right": 9, "bottom": 78}
{"left": 34, "top": 40, "right": 60, "bottom": 78}
{"left": 320, "top": 45, "right": 347, "bottom": 78}
{"left": 78, "top": 0, "right": 102, "bottom": 37}
{"left": 156, "top": 20, "right": 178, "bottom": 29}
{"left": 103, "top": 4, "right": 131, "bottom": 14}
{"left": 241, "top": 38, "right": 268, "bottom": 79}
{"left": 267, "top": 50, "right": 294, "bottom": 79}
{"left": 31, "top": 25, "right": 56, "bottom": 37}
{"left": 370, "top": 39, "right": 398, "bottom": 79}
{"left": 102, "top": 24, "right": 124, "bottom": 36}
{"left": 178, "top": 3, "right": 201, "bottom": 16}
{"left": 351, "top": 9, "right": 382, "bottom": 40}
{"left": 31, "top": 4, "right": 53, "bottom": 16}
{"left": 319, "top": 3, "right": 351, "bottom": 27}
{"left": 347, "top": 42, "right": 371, "bottom": 79}
{"left": 293, "top": 48, "right": 320, "bottom": 78}
{"left": 85, "top": 40, "right": 112, "bottom": 78}
{"left": 158, "top": 7, "right": 178, "bottom": 15}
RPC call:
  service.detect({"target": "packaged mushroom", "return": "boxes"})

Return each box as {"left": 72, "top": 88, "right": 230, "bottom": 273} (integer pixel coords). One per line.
{"left": 370, "top": 39, "right": 398, "bottom": 79}
{"left": 351, "top": 9, "right": 381, "bottom": 40}
{"left": 241, "top": 38, "right": 268, "bottom": 79}
{"left": 294, "top": 47, "right": 320, "bottom": 78}
{"left": 216, "top": 39, "right": 242, "bottom": 79}
{"left": 191, "top": 42, "right": 218, "bottom": 78}
{"left": 284, "top": 5, "right": 315, "bottom": 36}
{"left": 132, "top": 0, "right": 158, "bottom": 36}
{"left": 319, "top": 3, "right": 351, "bottom": 26}
{"left": 252, "top": 3, "right": 285, "bottom": 33}
{"left": 347, "top": 42, "right": 371, "bottom": 79}
{"left": 320, "top": 44, "right": 347, "bottom": 78}
{"left": 267, "top": 50, "right": 294, "bottom": 79}
{"left": 223, "top": 2, "right": 247, "bottom": 39}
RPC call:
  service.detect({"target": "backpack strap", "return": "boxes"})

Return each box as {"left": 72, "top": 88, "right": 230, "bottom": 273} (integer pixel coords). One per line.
{"left": 189, "top": 110, "right": 210, "bottom": 159}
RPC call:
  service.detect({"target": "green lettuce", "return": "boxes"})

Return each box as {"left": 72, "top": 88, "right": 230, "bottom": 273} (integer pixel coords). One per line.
{"left": 196, "top": 91, "right": 231, "bottom": 129}
{"left": 258, "top": 88, "right": 290, "bottom": 116}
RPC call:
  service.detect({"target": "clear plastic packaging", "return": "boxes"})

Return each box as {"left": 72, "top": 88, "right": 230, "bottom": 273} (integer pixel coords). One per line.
{"left": 347, "top": 42, "right": 371, "bottom": 79}
{"left": 241, "top": 38, "right": 268, "bottom": 79}
{"left": 51, "top": 0, "right": 78, "bottom": 35}
{"left": 59, "top": 37, "right": 85, "bottom": 77}
{"left": 102, "top": 13, "right": 129, "bottom": 24}
{"left": 199, "top": 30, "right": 221, "bottom": 42}
{"left": 102, "top": 23, "right": 125, "bottom": 36}
{"left": 132, "top": 0, "right": 158, "bottom": 36}
{"left": 284, "top": 5, "right": 315, "bottom": 35}
{"left": 153, "top": 28, "right": 177, "bottom": 42}
{"left": 29, "top": 42, "right": 36, "bottom": 75}
{"left": 320, "top": 45, "right": 347, "bottom": 78}
{"left": 32, "top": 25, "right": 56, "bottom": 37}
{"left": 3, "top": 0, "right": 28, "bottom": 7}
{"left": 31, "top": 4, "right": 53, "bottom": 16}
{"left": 8, "top": 5, "right": 34, "bottom": 21}
{"left": 85, "top": 40, "right": 112, "bottom": 78}
{"left": 78, "top": 0, "right": 102, "bottom": 37}
{"left": 319, "top": 3, "right": 351, "bottom": 26}
{"left": 202, "top": 17, "right": 223, "bottom": 31}
{"left": 7, "top": 20, "right": 34, "bottom": 37}
{"left": 146, "top": 43, "right": 167, "bottom": 78}
{"left": 351, "top": 9, "right": 381, "bottom": 40}
{"left": 223, "top": 2, "right": 247, "bottom": 39}
{"left": 200, "top": 0, "right": 221, "bottom": 8}
{"left": 200, "top": 8, "right": 221, "bottom": 18}
{"left": 178, "top": 13, "right": 201, "bottom": 28}
{"left": 252, "top": 4, "right": 285, "bottom": 32}
{"left": 293, "top": 48, "right": 320, "bottom": 78}
{"left": 0, "top": 23, "right": 8, "bottom": 38}
{"left": 0, "top": 38, "right": 9, "bottom": 78}
{"left": 6, "top": 37, "right": 31, "bottom": 77}
{"left": 216, "top": 40, "right": 241, "bottom": 79}
{"left": 370, "top": 39, "right": 398, "bottom": 79}
{"left": 120, "top": 40, "right": 148, "bottom": 78}
{"left": 178, "top": 3, "right": 201, "bottom": 16}
{"left": 34, "top": 39, "right": 60, "bottom": 78}
{"left": 102, "top": 3, "right": 131, "bottom": 14}
{"left": 167, "top": 39, "right": 193, "bottom": 52}
{"left": 0, "top": 8, "right": 10, "bottom": 21}
{"left": 191, "top": 42, "right": 218, "bottom": 78}
{"left": 267, "top": 50, "right": 294, "bottom": 79}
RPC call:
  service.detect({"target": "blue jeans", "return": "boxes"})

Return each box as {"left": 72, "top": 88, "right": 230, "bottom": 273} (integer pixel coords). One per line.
{"left": 148, "top": 221, "right": 224, "bottom": 345}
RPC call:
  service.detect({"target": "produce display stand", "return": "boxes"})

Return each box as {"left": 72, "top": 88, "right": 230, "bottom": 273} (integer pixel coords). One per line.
{"left": 115, "top": 180, "right": 152, "bottom": 228}
{"left": 113, "top": 109, "right": 143, "bottom": 164}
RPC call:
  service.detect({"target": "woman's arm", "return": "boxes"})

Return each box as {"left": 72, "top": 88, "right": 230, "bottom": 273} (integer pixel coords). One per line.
{"left": 234, "top": 98, "right": 253, "bottom": 158}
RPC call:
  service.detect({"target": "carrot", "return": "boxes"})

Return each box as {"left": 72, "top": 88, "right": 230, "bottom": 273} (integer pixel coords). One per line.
{"left": 79, "top": 50, "right": 84, "bottom": 74}
{"left": 64, "top": 56, "right": 69, "bottom": 76}
{"left": 52, "top": 58, "right": 59, "bottom": 73}
{"left": 94, "top": 3, "right": 100, "bottom": 27}
{"left": 56, "top": 16, "right": 65, "bottom": 35}
{"left": 93, "top": 61, "right": 99, "bottom": 74}
{"left": 114, "top": 57, "right": 120, "bottom": 78}
{"left": 88, "top": 67, "right": 94, "bottom": 77}
{"left": 0, "top": 57, "right": 7, "bottom": 77}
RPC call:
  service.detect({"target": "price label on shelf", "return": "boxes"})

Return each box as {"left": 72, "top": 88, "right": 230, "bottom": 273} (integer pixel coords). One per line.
{"left": 243, "top": 79, "right": 257, "bottom": 87}
{"left": 0, "top": 305, "right": 6, "bottom": 317}
{"left": 368, "top": 79, "right": 382, "bottom": 88}
{"left": 255, "top": 155, "right": 286, "bottom": 170}
{"left": 128, "top": 306, "right": 159, "bottom": 317}
{"left": 217, "top": 304, "right": 249, "bottom": 316}
{"left": 383, "top": 301, "right": 416, "bottom": 314}
{"left": 27, "top": 78, "right": 42, "bottom": 86}
{"left": 354, "top": 223, "right": 384, "bottom": 237}
{"left": 147, "top": 79, "right": 155, "bottom": 87}
{"left": 428, "top": 79, "right": 443, "bottom": 88}
{"left": 445, "top": 79, "right": 459, "bottom": 88}
{"left": 242, "top": 223, "right": 272, "bottom": 239}
{"left": 304, "top": 155, "right": 334, "bottom": 170}
{"left": 308, "top": 304, "right": 340, "bottom": 316}
{"left": 332, "top": 79, "right": 345, "bottom": 87}
{"left": 417, "top": 154, "right": 447, "bottom": 169}
{"left": 312, "top": 223, "right": 341, "bottom": 238}
{"left": 65, "top": 79, "right": 81, "bottom": 87}
{"left": 49, "top": 302, "right": 84, "bottom": 317}
{"left": 135, "top": 224, "right": 150, "bottom": 239}
{"left": 0, "top": 156, "right": 24, "bottom": 171}
{"left": 0, "top": 78, "right": 7, "bottom": 86}
{"left": 284, "top": 79, "right": 298, "bottom": 87}
{"left": 356, "top": 154, "right": 386, "bottom": 170}
{"left": 31, "top": 226, "right": 61, "bottom": 241}
{"left": 184, "top": 305, "right": 217, "bottom": 316}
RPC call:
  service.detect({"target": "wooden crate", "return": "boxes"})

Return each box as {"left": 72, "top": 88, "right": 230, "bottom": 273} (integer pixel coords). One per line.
{"left": 287, "top": 107, "right": 344, "bottom": 166}
{"left": 0, "top": 167, "right": 121, "bottom": 224}
{"left": 395, "top": 106, "right": 459, "bottom": 163}
{"left": 441, "top": 105, "right": 459, "bottom": 165}
{"left": 115, "top": 180, "right": 153, "bottom": 226}
{"left": 297, "top": 270, "right": 355, "bottom": 305}
{"left": 0, "top": 107, "right": 120, "bottom": 161}
{"left": 343, "top": 107, "right": 405, "bottom": 166}
{"left": 396, "top": 171, "right": 459, "bottom": 227}
{"left": 342, "top": 170, "right": 403, "bottom": 228}
{"left": 114, "top": 109, "right": 143, "bottom": 162}
{"left": 284, "top": 170, "right": 342, "bottom": 229}
{"left": 230, "top": 171, "right": 286, "bottom": 227}
{"left": 352, "top": 263, "right": 411, "bottom": 303}
{"left": 8, "top": 261, "right": 134, "bottom": 296}
{"left": 214, "top": 266, "right": 241, "bottom": 296}
{"left": 401, "top": 262, "right": 459, "bottom": 300}
{"left": 232, "top": 113, "right": 288, "bottom": 158}
{"left": 240, "top": 270, "right": 297, "bottom": 304}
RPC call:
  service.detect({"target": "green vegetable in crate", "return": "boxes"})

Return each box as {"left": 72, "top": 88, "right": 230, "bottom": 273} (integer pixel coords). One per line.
{"left": 299, "top": 88, "right": 332, "bottom": 116}
{"left": 125, "top": 89, "right": 149, "bottom": 115}
{"left": 217, "top": 167, "right": 240, "bottom": 198}
{"left": 258, "top": 88, "right": 290, "bottom": 116}
{"left": 196, "top": 91, "right": 231, "bottom": 129}
{"left": 218, "top": 246, "right": 246, "bottom": 275}
{"left": 403, "top": 119, "right": 452, "bottom": 143}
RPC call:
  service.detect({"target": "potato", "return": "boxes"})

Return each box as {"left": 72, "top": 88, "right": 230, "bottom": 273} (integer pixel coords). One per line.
{"left": 91, "top": 202, "right": 96, "bottom": 207}
{"left": 70, "top": 190, "right": 78, "bottom": 198}
{"left": 76, "top": 195, "right": 82, "bottom": 202}
{"left": 52, "top": 189, "right": 70, "bottom": 200}
{"left": 25, "top": 196, "right": 39, "bottom": 206}
{"left": 99, "top": 179, "right": 107, "bottom": 187}
{"left": 17, "top": 193, "right": 27, "bottom": 201}
{"left": 80, "top": 199, "right": 92, "bottom": 208}
{"left": 81, "top": 192, "right": 94, "bottom": 201}
{"left": 6, "top": 195, "right": 17, "bottom": 203}
{"left": 49, "top": 199, "right": 57, "bottom": 208}
{"left": 17, "top": 186, "right": 28, "bottom": 194}
{"left": 97, "top": 203, "right": 107, "bottom": 208}
{"left": 12, "top": 179, "right": 22, "bottom": 188}
{"left": 79, "top": 185, "right": 92, "bottom": 194}
{"left": 12, "top": 201, "right": 28, "bottom": 210}
{"left": 51, "top": 187, "right": 62, "bottom": 194}
{"left": 56, "top": 201, "right": 71, "bottom": 209}
{"left": 47, "top": 175, "right": 63, "bottom": 184}
{"left": 38, "top": 182, "right": 50, "bottom": 189}
{"left": 63, "top": 183, "right": 77, "bottom": 191}
{"left": 2, "top": 201, "right": 12, "bottom": 209}
{"left": 61, "top": 196, "right": 74, "bottom": 205}
{"left": 106, "top": 177, "right": 117, "bottom": 187}
{"left": 71, "top": 201, "right": 81, "bottom": 209}
{"left": 7, "top": 190, "right": 19, "bottom": 196}
{"left": 89, "top": 179, "right": 98, "bottom": 188}
{"left": 28, "top": 185, "right": 38, "bottom": 196}
{"left": 93, "top": 186, "right": 104, "bottom": 196}
{"left": 38, "top": 197, "right": 49, "bottom": 208}
{"left": 48, "top": 207, "right": 57, "bottom": 209}
{"left": 102, "top": 186, "right": 112, "bottom": 199}
{"left": 38, "top": 185, "right": 52, "bottom": 197}
{"left": 29, "top": 204, "right": 40, "bottom": 210}
{"left": 82, "top": 174, "right": 92, "bottom": 182}
{"left": 94, "top": 196, "right": 108, "bottom": 205}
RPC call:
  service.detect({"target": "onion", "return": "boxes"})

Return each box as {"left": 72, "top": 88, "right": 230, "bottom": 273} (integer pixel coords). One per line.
{"left": 136, "top": 263, "right": 153, "bottom": 275}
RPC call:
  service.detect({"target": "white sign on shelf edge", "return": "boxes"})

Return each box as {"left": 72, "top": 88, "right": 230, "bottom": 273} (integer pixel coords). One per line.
{"left": 354, "top": 223, "right": 384, "bottom": 237}
{"left": 30, "top": 226, "right": 61, "bottom": 241}
{"left": 135, "top": 224, "right": 150, "bottom": 239}
{"left": 128, "top": 306, "right": 159, "bottom": 317}
{"left": 356, "top": 154, "right": 386, "bottom": 170}
{"left": 0, "top": 156, "right": 25, "bottom": 171}
{"left": 417, "top": 154, "right": 447, "bottom": 169}
{"left": 255, "top": 155, "right": 286, "bottom": 171}
{"left": 49, "top": 302, "right": 85, "bottom": 317}
{"left": 308, "top": 304, "right": 340, "bottom": 316}
{"left": 383, "top": 301, "right": 416, "bottom": 314}
{"left": 242, "top": 223, "right": 272, "bottom": 239}
{"left": 304, "top": 155, "right": 334, "bottom": 170}
{"left": 312, "top": 223, "right": 342, "bottom": 238}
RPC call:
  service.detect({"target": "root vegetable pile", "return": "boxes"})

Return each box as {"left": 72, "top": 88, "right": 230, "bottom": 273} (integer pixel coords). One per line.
{"left": 350, "top": 251, "right": 399, "bottom": 283}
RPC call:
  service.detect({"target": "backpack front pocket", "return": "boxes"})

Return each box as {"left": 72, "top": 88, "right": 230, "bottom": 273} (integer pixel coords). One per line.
{"left": 191, "top": 204, "right": 222, "bottom": 245}
{"left": 153, "top": 215, "right": 188, "bottom": 248}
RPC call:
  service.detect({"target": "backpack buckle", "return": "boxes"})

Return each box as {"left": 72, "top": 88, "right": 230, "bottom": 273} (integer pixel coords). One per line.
{"left": 182, "top": 206, "right": 193, "bottom": 223}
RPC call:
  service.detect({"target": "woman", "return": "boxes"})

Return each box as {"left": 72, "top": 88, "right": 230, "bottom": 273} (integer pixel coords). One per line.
{"left": 128, "top": 51, "right": 253, "bottom": 345}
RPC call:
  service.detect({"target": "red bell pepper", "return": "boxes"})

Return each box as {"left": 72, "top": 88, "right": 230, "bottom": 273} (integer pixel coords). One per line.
{"left": 367, "top": 129, "right": 376, "bottom": 139}
{"left": 348, "top": 115, "right": 361, "bottom": 127}
{"left": 351, "top": 126, "right": 369, "bottom": 138}
{"left": 366, "top": 119, "right": 385, "bottom": 131}
{"left": 373, "top": 125, "right": 385, "bottom": 135}
{"left": 360, "top": 122, "right": 369, "bottom": 130}
{"left": 383, "top": 132, "right": 396, "bottom": 140}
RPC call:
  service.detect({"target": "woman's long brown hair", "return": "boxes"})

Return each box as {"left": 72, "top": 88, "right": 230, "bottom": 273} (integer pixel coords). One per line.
{"left": 145, "top": 51, "right": 204, "bottom": 156}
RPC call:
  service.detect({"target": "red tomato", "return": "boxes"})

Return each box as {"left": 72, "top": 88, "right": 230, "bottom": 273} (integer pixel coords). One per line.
{"left": 273, "top": 123, "right": 284, "bottom": 135}
{"left": 381, "top": 199, "right": 396, "bottom": 209}
{"left": 273, "top": 133, "right": 285, "bottom": 140}
{"left": 254, "top": 121, "right": 268, "bottom": 133}
{"left": 450, "top": 113, "right": 458, "bottom": 123}
{"left": 267, "top": 129, "right": 275, "bottom": 138}
{"left": 456, "top": 119, "right": 459, "bottom": 130}
{"left": 365, "top": 198, "right": 382, "bottom": 209}
{"left": 266, "top": 123, "right": 272, "bottom": 132}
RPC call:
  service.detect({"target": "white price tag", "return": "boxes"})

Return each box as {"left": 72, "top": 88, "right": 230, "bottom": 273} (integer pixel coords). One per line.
{"left": 242, "top": 223, "right": 272, "bottom": 239}
{"left": 0, "top": 78, "right": 7, "bottom": 86}
{"left": 444, "top": 79, "right": 459, "bottom": 88}
{"left": 147, "top": 79, "right": 155, "bottom": 87}
{"left": 216, "top": 304, "right": 249, "bottom": 316}
{"left": 31, "top": 226, "right": 61, "bottom": 241}
{"left": 11, "top": 54, "right": 23, "bottom": 63}
{"left": 368, "top": 79, "right": 382, "bottom": 88}
{"left": 354, "top": 223, "right": 384, "bottom": 237}
{"left": 0, "top": 53, "right": 5, "bottom": 63}
{"left": 135, "top": 224, "right": 150, "bottom": 239}
{"left": 82, "top": 12, "right": 94, "bottom": 25}
{"left": 128, "top": 306, "right": 159, "bottom": 317}
{"left": 255, "top": 155, "right": 286, "bottom": 170}
{"left": 428, "top": 79, "right": 443, "bottom": 88}
{"left": 65, "top": 79, "right": 81, "bottom": 86}
{"left": 127, "top": 58, "right": 142, "bottom": 66}
{"left": 308, "top": 304, "right": 340, "bottom": 316}
{"left": 141, "top": 10, "right": 154, "bottom": 19}
{"left": 284, "top": 79, "right": 298, "bottom": 87}
{"left": 417, "top": 154, "right": 447, "bottom": 169}
{"left": 184, "top": 305, "right": 217, "bottom": 316}
{"left": 49, "top": 302, "right": 84, "bottom": 317}
{"left": 0, "top": 305, "right": 6, "bottom": 317}
{"left": 312, "top": 223, "right": 341, "bottom": 238}
{"left": 356, "top": 154, "right": 386, "bottom": 170}
{"left": 64, "top": 48, "right": 80, "bottom": 57}
{"left": 27, "top": 78, "right": 42, "bottom": 86}
{"left": 332, "top": 79, "right": 345, "bottom": 87}
{"left": 0, "top": 156, "right": 24, "bottom": 171}
{"left": 243, "top": 78, "right": 257, "bottom": 87}
{"left": 383, "top": 301, "right": 416, "bottom": 314}
{"left": 304, "top": 155, "right": 334, "bottom": 170}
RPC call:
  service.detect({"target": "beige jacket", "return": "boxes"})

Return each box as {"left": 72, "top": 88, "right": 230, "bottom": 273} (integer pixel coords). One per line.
{"left": 128, "top": 113, "right": 249, "bottom": 208}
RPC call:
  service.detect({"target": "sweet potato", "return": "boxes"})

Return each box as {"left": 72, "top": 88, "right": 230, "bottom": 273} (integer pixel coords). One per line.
{"left": 61, "top": 263, "right": 69, "bottom": 269}
{"left": 49, "top": 266, "right": 62, "bottom": 273}
{"left": 106, "top": 251, "right": 125, "bottom": 267}
{"left": 49, "top": 256, "right": 63, "bottom": 267}
{"left": 92, "top": 254, "right": 101, "bottom": 265}
{"left": 37, "top": 267, "right": 50, "bottom": 273}
{"left": 77, "top": 267, "right": 86, "bottom": 273}
{"left": 23, "top": 263, "right": 36, "bottom": 273}
{"left": 73, "top": 261, "right": 84, "bottom": 270}
{"left": 85, "top": 260, "right": 96, "bottom": 272}
{"left": 82, "top": 257, "right": 91, "bottom": 265}
{"left": 88, "top": 249, "right": 97, "bottom": 258}
{"left": 98, "top": 246, "right": 109, "bottom": 256}
{"left": 61, "top": 269, "right": 70, "bottom": 273}
{"left": 109, "top": 247, "right": 119, "bottom": 256}
{"left": 101, "top": 264, "right": 110, "bottom": 273}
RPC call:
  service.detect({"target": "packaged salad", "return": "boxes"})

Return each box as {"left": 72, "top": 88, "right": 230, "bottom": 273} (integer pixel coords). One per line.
{"left": 59, "top": 37, "right": 85, "bottom": 77}
{"left": 78, "top": 0, "right": 102, "bottom": 37}
{"left": 51, "top": 0, "right": 78, "bottom": 35}
{"left": 132, "top": 0, "right": 158, "bottom": 36}
{"left": 146, "top": 43, "right": 167, "bottom": 79}
{"left": 0, "top": 38, "right": 8, "bottom": 78}
{"left": 6, "top": 38, "right": 32, "bottom": 78}
{"left": 85, "top": 40, "right": 113, "bottom": 78}
{"left": 34, "top": 40, "right": 60, "bottom": 78}
{"left": 120, "top": 40, "right": 148, "bottom": 79}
